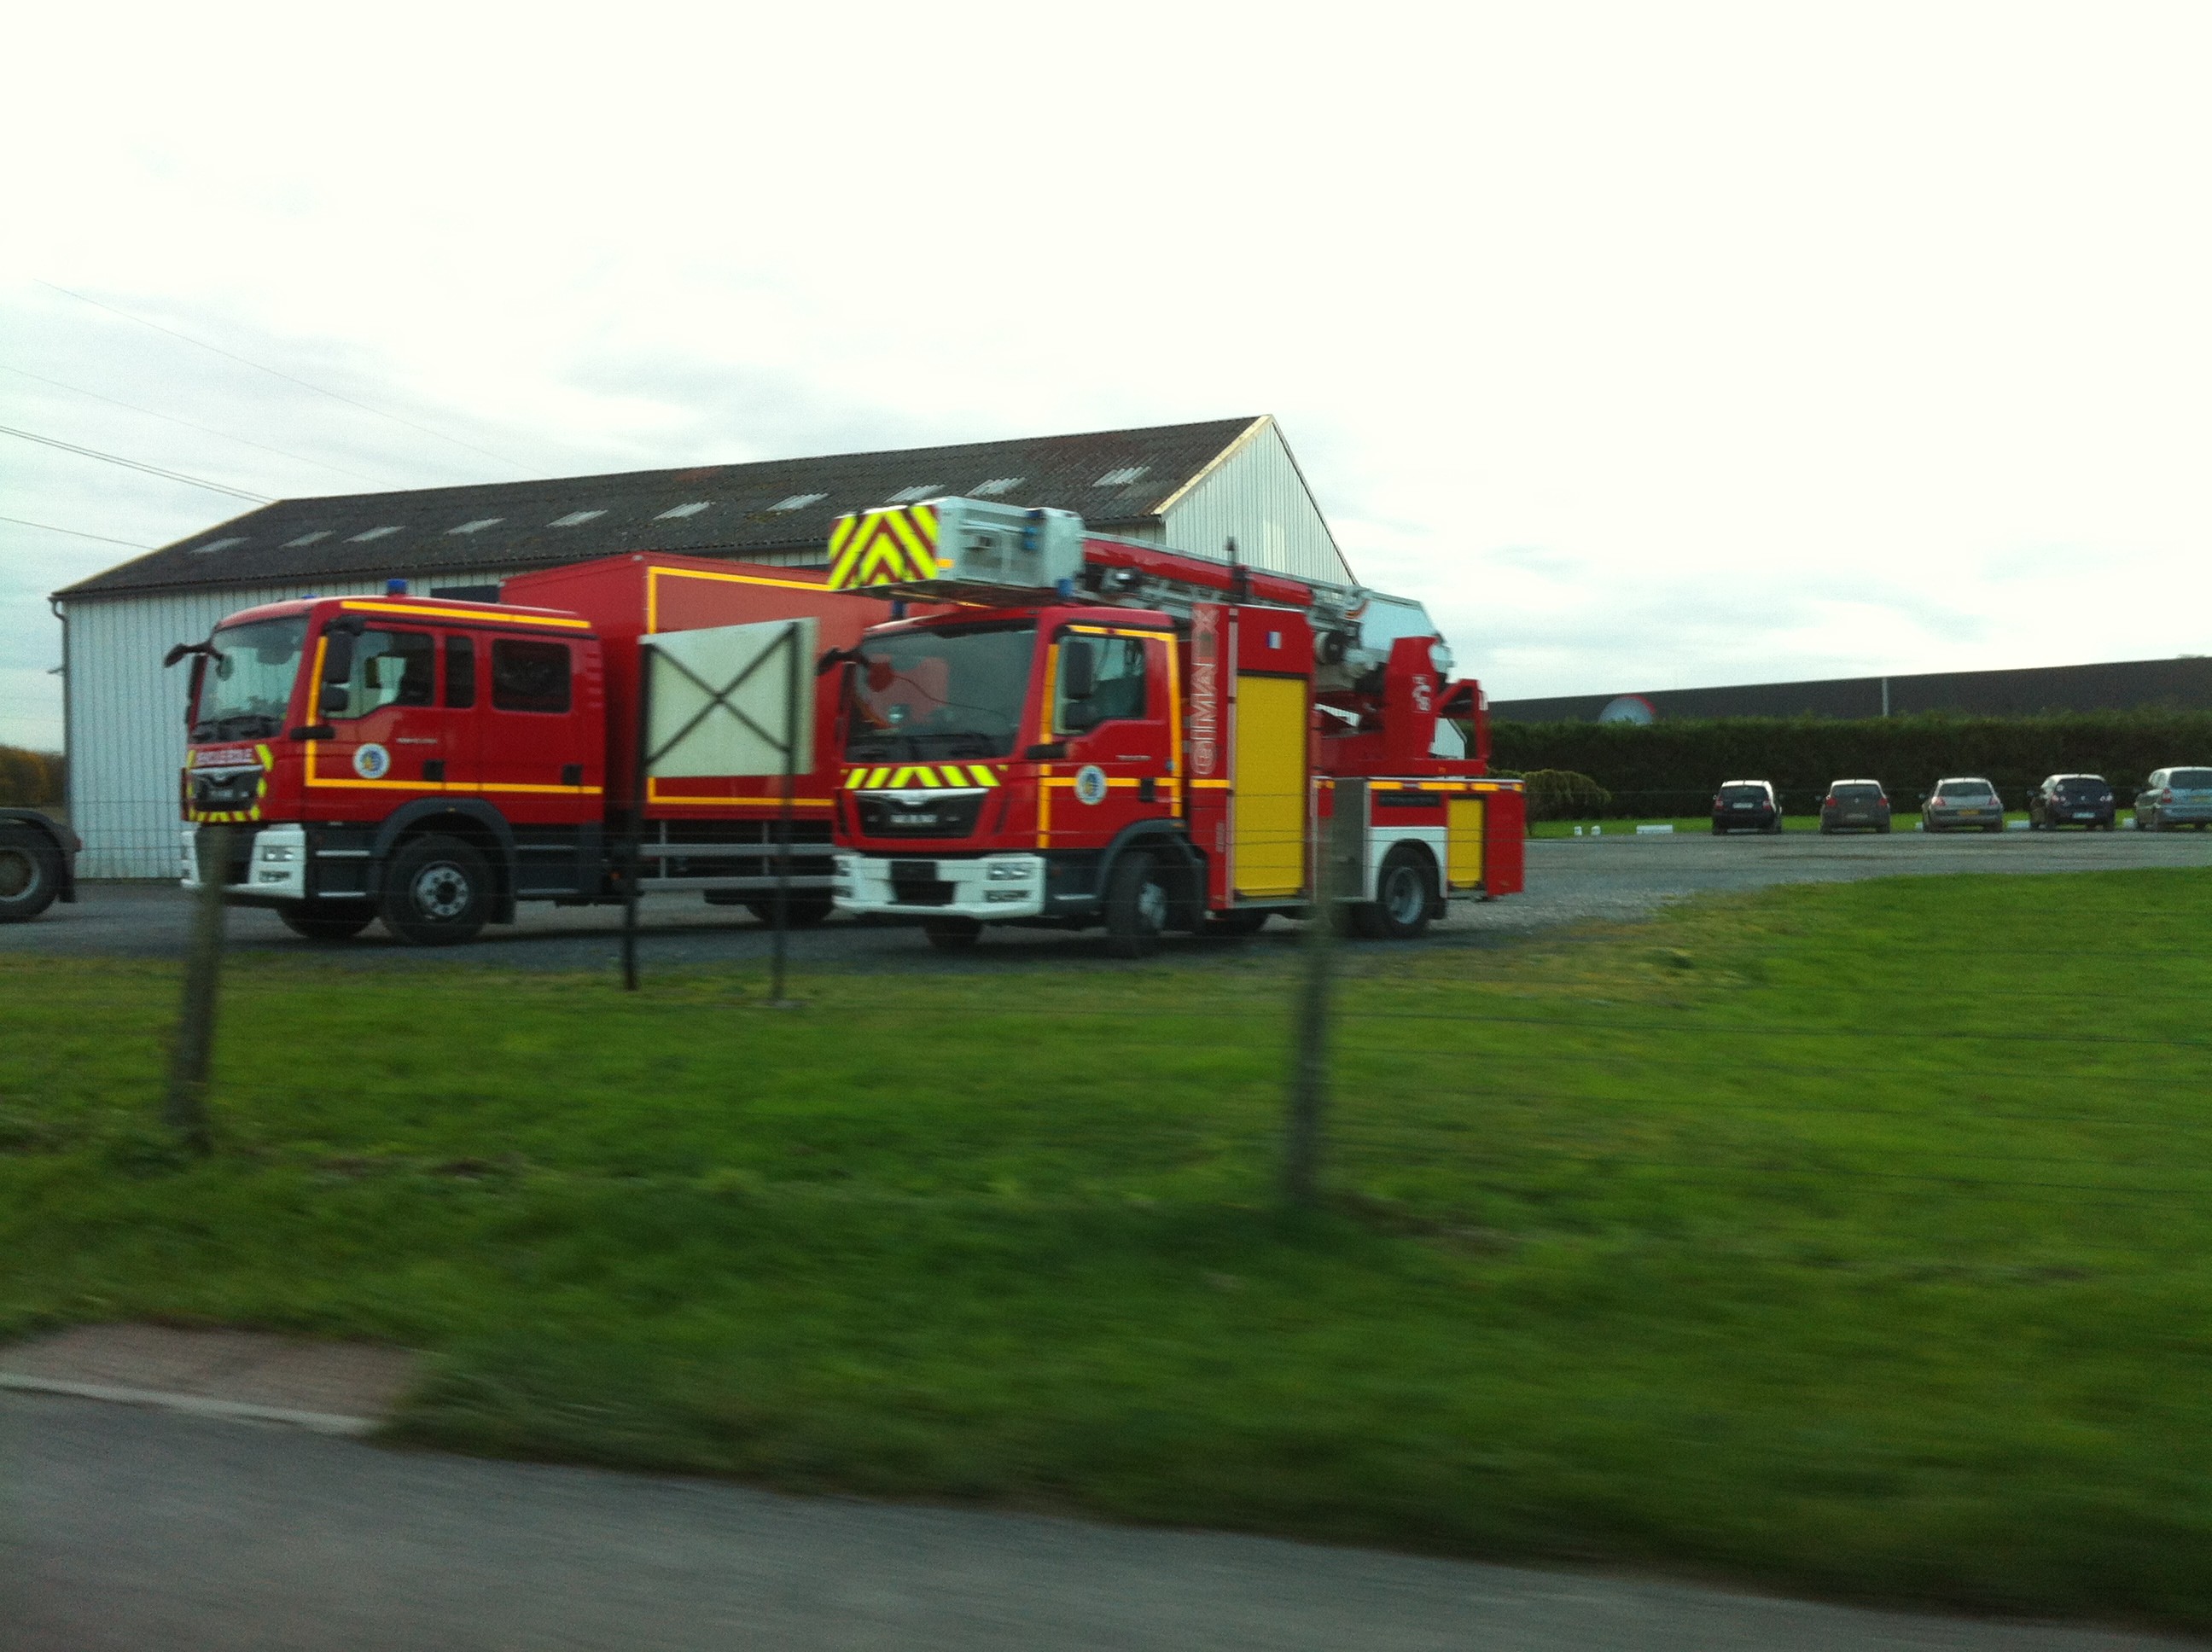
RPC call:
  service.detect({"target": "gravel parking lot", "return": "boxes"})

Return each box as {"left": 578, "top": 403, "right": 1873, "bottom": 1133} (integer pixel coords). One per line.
{"left": 7, "top": 828, "right": 2209, "bottom": 974}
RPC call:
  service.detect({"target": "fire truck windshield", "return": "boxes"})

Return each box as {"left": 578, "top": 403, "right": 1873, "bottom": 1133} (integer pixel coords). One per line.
{"left": 192, "top": 616, "right": 308, "bottom": 742}
{"left": 846, "top": 621, "right": 1035, "bottom": 761}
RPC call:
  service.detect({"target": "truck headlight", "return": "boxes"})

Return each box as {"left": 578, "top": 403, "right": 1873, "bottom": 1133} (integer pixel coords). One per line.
{"left": 259, "top": 843, "right": 297, "bottom": 863}
{"left": 987, "top": 860, "right": 1034, "bottom": 881}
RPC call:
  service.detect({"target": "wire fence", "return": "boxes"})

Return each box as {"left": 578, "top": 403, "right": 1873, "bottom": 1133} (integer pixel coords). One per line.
{"left": 18, "top": 796, "right": 2211, "bottom": 1260}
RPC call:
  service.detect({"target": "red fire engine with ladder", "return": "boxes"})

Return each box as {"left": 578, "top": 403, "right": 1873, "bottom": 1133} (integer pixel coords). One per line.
{"left": 823, "top": 497, "right": 1523, "bottom": 953}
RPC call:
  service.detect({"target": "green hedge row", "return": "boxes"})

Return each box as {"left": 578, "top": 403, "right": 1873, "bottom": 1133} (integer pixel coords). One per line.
{"left": 0, "top": 746, "right": 64, "bottom": 807}
{"left": 1488, "top": 711, "right": 2212, "bottom": 817}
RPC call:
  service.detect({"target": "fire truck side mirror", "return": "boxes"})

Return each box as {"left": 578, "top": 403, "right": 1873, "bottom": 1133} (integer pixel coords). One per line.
{"left": 319, "top": 629, "right": 357, "bottom": 714}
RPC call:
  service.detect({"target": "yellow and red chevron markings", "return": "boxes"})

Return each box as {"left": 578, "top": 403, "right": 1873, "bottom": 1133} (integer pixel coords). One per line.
{"left": 827, "top": 502, "right": 945, "bottom": 589}
{"left": 845, "top": 764, "right": 1001, "bottom": 790}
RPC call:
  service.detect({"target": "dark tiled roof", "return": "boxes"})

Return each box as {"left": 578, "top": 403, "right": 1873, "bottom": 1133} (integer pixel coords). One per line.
{"left": 57, "top": 417, "right": 1263, "bottom": 599}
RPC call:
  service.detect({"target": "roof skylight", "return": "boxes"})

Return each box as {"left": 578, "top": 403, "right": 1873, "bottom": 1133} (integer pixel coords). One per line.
{"left": 769, "top": 492, "right": 825, "bottom": 512}
{"left": 887, "top": 485, "right": 940, "bottom": 503}
{"left": 447, "top": 517, "right": 504, "bottom": 535}
{"left": 1094, "top": 466, "right": 1149, "bottom": 486}
{"left": 191, "top": 537, "right": 247, "bottom": 556}
{"left": 656, "top": 501, "right": 712, "bottom": 520}
{"left": 550, "top": 509, "right": 606, "bottom": 527}
{"left": 282, "top": 530, "right": 333, "bottom": 548}
{"left": 347, "top": 526, "right": 401, "bottom": 543}
{"left": 972, "top": 477, "right": 1022, "bottom": 496}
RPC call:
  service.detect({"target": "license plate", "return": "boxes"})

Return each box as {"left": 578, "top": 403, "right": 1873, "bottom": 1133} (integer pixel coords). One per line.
{"left": 2074, "top": 811, "right": 2094, "bottom": 820}
{"left": 1732, "top": 803, "right": 1754, "bottom": 810}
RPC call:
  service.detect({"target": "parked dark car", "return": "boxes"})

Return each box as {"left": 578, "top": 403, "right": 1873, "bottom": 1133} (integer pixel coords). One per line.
{"left": 1712, "top": 779, "right": 1782, "bottom": 835}
{"left": 1922, "top": 777, "right": 2005, "bottom": 833}
{"left": 2028, "top": 774, "right": 2115, "bottom": 830}
{"left": 1819, "top": 779, "right": 1891, "bottom": 834}
{"left": 2134, "top": 766, "right": 2212, "bottom": 831}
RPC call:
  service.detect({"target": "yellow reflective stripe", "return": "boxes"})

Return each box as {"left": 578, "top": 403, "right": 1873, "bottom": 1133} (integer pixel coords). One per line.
{"left": 969, "top": 765, "right": 998, "bottom": 787}
{"left": 845, "top": 768, "right": 869, "bottom": 788}
{"left": 867, "top": 766, "right": 892, "bottom": 788}
{"left": 339, "top": 600, "right": 589, "bottom": 630}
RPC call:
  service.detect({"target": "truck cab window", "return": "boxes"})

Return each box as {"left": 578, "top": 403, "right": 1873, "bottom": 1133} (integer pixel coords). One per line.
{"left": 1056, "top": 635, "right": 1147, "bottom": 734}
{"left": 328, "top": 629, "right": 434, "bottom": 720}
{"left": 492, "top": 638, "right": 573, "bottom": 713}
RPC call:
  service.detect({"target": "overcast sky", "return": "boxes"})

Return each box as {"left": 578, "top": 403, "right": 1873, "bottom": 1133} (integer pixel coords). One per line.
{"left": 5, "top": 2, "right": 2209, "bottom": 748}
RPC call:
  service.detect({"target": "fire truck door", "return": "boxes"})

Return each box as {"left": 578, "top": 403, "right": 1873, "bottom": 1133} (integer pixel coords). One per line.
{"left": 1231, "top": 674, "right": 1307, "bottom": 898}
{"left": 317, "top": 625, "right": 444, "bottom": 800}
{"left": 1046, "top": 631, "right": 1172, "bottom": 850}
{"left": 481, "top": 635, "right": 590, "bottom": 821}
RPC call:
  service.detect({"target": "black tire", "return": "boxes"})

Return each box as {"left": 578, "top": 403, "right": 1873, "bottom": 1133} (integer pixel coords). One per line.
{"left": 279, "top": 901, "right": 373, "bottom": 941}
{"left": 381, "top": 835, "right": 492, "bottom": 945}
{"left": 0, "top": 824, "right": 62, "bottom": 923}
{"left": 1983, "top": 822, "right": 2003, "bottom": 833}
{"left": 1353, "top": 844, "right": 1435, "bottom": 941}
{"left": 923, "top": 917, "right": 981, "bottom": 952}
{"left": 1103, "top": 852, "right": 1170, "bottom": 959}
{"left": 1204, "top": 909, "right": 1270, "bottom": 936}
{"left": 1877, "top": 821, "right": 1892, "bottom": 834}
{"left": 1711, "top": 823, "right": 1726, "bottom": 835}
{"left": 742, "top": 895, "right": 835, "bottom": 928}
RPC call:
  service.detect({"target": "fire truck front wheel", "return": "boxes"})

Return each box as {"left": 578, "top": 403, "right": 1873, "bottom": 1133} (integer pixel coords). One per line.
{"left": 1355, "top": 844, "right": 1435, "bottom": 941}
{"left": 381, "top": 835, "right": 492, "bottom": 945}
{"left": 1104, "top": 852, "right": 1170, "bottom": 959}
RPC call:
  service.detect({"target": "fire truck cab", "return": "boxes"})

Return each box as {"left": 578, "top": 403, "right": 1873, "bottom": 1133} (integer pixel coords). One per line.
{"left": 825, "top": 497, "right": 1522, "bottom": 953}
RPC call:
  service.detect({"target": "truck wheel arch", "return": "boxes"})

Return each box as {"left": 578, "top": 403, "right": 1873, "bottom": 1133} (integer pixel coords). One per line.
{"left": 370, "top": 800, "right": 517, "bottom": 919}
{"left": 1096, "top": 822, "right": 1204, "bottom": 932}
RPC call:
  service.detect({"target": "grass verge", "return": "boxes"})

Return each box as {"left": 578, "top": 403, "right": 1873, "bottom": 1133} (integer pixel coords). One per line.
{"left": 4, "top": 869, "right": 2210, "bottom": 1629}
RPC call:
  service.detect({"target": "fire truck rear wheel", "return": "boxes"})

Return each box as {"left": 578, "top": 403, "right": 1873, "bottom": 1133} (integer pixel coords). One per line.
{"left": 1104, "top": 851, "right": 1170, "bottom": 959}
{"left": 923, "top": 917, "right": 981, "bottom": 951}
{"left": 382, "top": 835, "right": 492, "bottom": 945}
{"left": 1356, "top": 844, "right": 1435, "bottom": 941}
{"left": 279, "top": 901, "right": 374, "bottom": 941}
{"left": 0, "top": 825, "right": 61, "bottom": 922}
{"left": 742, "top": 896, "right": 835, "bottom": 928}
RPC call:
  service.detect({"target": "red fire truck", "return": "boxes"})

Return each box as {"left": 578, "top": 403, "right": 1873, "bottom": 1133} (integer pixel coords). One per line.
{"left": 172, "top": 552, "right": 877, "bottom": 943}
{"left": 821, "top": 497, "right": 1523, "bottom": 953}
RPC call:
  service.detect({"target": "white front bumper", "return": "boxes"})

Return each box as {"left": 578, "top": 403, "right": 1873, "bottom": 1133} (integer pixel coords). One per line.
{"left": 835, "top": 852, "right": 1046, "bottom": 921}
{"left": 180, "top": 822, "right": 308, "bottom": 900}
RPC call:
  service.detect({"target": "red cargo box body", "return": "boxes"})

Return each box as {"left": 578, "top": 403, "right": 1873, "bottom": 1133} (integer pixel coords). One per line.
{"left": 502, "top": 553, "right": 880, "bottom": 822}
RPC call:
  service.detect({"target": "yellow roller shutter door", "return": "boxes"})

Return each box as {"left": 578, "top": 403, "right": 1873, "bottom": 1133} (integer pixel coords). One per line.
{"left": 1233, "top": 674, "right": 1308, "bottom": 898}
{"left": 1447, "top": 796, "right": 1486, "bottom": 890}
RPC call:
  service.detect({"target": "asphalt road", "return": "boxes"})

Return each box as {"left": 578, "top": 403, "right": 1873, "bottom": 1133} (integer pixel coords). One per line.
{"left": 6, "top": 829, "right": 2209, "bottom": 974}
{"left": 3, "top": 1392, "right": 2195, "bottom": 1652}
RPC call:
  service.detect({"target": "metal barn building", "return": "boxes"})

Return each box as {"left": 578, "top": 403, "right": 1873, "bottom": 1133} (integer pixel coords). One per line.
{"left": 54, "top": 416, "right": 1353, "bottom": 876}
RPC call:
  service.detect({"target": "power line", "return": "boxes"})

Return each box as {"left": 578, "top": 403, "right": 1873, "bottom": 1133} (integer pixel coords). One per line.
{"left": 0, "top": 514, "right": 149, "bottom": 549}
{"left": 38, "top": 280, "right": 530, "bottom": 474}
{"left": 0, "top": 424, "right": 271, "bottom": 503}
{"left": 1, "top": 364, "right": 391, "bottom": 487}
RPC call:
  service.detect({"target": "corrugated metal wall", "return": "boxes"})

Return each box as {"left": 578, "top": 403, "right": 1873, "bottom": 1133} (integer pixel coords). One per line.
{"left": 63, "top": 573, "right": 505, "bottom": 877}
{"left": 1160, "top": 422, "right": 1353, "bottom": 585}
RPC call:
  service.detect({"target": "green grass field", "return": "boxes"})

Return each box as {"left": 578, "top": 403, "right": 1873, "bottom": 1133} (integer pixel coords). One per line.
{"left": 5, "top": 869, "right": 2210, "bottom": 1631}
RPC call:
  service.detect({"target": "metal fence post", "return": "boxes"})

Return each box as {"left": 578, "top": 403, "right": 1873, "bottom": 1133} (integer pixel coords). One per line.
{"left": 165, "top": 823, "right": 230, "bottom": 1154}
{"left": 1285, "top": 780, "right": 1363, "bottom": 1206}
{"left": 769, "top": 622, "right": 799, "bottom": 1007}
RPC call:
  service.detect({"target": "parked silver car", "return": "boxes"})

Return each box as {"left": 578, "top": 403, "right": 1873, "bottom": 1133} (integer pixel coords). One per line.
{"left": 2134, "top": 766, "right": 2212, "bottom": 831}
{"left": 1922, "top": 777, "right": 2005, "bottom": 833}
